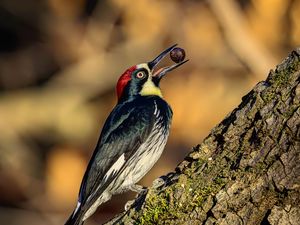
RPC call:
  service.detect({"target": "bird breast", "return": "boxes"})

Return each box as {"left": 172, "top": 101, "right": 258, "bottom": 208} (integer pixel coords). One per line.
{"left": 118, "top": 103, "right": 170, "bottom": 190}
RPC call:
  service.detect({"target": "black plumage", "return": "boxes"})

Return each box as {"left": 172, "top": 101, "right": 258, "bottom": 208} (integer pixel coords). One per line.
{"left": 65, "top": 96, "right": 172, "bottom": 225}
{"left": 65, "top": 45, "right": 187, "bottom": 225}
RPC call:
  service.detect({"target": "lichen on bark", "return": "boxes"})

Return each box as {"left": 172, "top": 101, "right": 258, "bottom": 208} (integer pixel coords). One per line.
{"left": 105, "top": 49, "right": 300, "bottom": 225}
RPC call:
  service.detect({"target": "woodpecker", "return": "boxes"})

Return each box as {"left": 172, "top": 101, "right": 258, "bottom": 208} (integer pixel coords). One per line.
{"left": 65, "top": 45, "right": 188, "bottom": 225}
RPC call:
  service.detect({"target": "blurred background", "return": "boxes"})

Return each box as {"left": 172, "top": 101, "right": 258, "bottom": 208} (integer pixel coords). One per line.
{"left": 0, "top": 0, "right": 299, "bottom": 224}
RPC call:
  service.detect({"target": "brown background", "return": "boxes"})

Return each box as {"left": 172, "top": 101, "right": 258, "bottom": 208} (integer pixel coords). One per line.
{"left": 0, "top": 0, "right": 299, "bottom": 224}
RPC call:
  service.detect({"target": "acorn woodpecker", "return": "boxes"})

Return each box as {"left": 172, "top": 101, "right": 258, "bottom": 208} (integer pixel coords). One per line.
{"left": 65, "top": 45, "right": 188, "bottom": 225}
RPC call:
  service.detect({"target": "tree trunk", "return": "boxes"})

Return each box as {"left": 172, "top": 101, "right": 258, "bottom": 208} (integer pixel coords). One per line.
{"left": 105, "top": 49, "right": 300, "bottom": 225}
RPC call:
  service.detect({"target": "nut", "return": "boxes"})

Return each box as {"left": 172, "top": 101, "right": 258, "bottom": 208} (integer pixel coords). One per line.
{"left": 170, "top": 47, "right": 186, "bottom": 63}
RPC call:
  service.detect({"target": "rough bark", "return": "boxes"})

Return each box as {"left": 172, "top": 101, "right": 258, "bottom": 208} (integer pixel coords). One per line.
{"left": 105, "top": 49, "right": 300, "bottom": 225}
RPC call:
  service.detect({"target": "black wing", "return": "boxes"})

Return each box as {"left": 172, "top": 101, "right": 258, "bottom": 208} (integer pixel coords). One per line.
{"left": 78, "top": 97, "right": 161, "bottom": 209}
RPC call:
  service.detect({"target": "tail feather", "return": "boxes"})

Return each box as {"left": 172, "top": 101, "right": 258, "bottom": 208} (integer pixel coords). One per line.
{"left": 65, "top": 207, "right": 85, "bottom": 225}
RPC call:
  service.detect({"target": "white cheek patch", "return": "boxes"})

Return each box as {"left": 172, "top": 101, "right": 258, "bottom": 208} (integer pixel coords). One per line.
{"left": 137, "top": 63, "right": 151, "bottom": 74}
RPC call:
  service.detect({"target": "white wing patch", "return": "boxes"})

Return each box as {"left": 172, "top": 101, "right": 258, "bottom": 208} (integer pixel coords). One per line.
{"left": 103, "top": 153, "right": 125, "bottom": 181}
{"left": 84, "top": 152, "right": 126, "bottom": 220}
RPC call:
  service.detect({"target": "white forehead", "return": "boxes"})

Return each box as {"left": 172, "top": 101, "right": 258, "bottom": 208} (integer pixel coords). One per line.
{"left": 137, "top": 63, "right": 151, "bottom": 73}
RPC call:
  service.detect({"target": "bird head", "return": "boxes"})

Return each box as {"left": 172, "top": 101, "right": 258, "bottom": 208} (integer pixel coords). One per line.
{"left": 116, "top": 44, "right": 188, "bottom": 102}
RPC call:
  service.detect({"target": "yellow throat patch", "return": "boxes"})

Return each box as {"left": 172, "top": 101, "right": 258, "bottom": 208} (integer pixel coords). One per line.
{"left": 140, "top": 78, "right": 163, "bottom": 98}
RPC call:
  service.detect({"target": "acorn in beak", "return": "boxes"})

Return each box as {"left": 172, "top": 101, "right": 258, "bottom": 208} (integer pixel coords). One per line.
{"left": 148, "top": 44, "right": 188, "bottom": 79}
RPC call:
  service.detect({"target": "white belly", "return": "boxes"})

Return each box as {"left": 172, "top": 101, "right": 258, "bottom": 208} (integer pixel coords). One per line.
{"left": 121, "top": 131, "right": 168, "bottom": 188}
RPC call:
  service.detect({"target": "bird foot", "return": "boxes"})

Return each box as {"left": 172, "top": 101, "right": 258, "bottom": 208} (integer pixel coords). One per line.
{"left": 125, "top": 185, "right": 148, "bottom": 210}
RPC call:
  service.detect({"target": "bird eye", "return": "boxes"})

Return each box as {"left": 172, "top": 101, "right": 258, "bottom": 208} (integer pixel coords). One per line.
{"left": 136, "top": 71, "right": 146, "bottom": 79}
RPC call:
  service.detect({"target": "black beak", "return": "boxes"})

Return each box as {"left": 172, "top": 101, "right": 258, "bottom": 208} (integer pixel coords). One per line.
{"left": 148, "top": 44, "right": 188, "bottom": 79}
